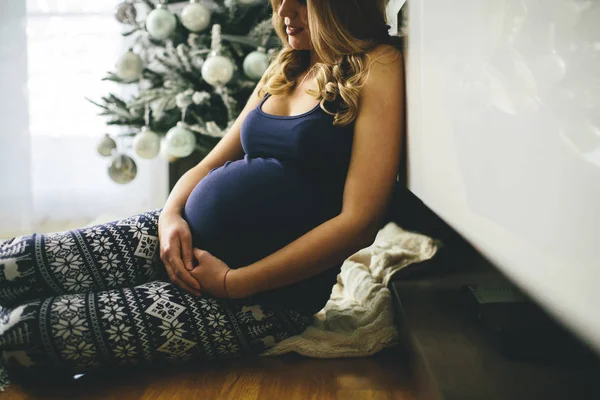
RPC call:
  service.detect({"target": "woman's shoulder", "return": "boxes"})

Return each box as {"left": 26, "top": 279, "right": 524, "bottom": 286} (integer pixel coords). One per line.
{"left": 362, "top": 44, "right": 404, "bottom": 89}
{"left": 366, "top": 43, "right": 403, "bottom": 66}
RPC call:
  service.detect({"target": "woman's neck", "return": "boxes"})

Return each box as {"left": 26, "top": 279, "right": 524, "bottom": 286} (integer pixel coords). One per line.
{"left": 309, "top": 50, "right": 321, "bottom": 68}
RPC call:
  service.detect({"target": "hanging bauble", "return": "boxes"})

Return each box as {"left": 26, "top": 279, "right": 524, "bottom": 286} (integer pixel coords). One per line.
{"left": 181, "top": 0, "right": 211, "bottom": 33}
{"left": 145, "top": 4, "right": 177, "bottom": 40}
{"left": 115, "top": 49, "right": 143, "bottom": 82}
{"left": 96, "top": 134, "right": 117, "bottom": 157}
{"left": 243, "top": 48, "right": 269, "bottom": 80}
{"left": 108, "top": 154, "right": 137, "bottom": 184}
{"left": 132, "top": 126, "right": 161, "bottom": 159}
{"left": 201, "top": 54, "right": 234, "bottom": 86}
{"left": 159, "top": 137, "right": 178, "bottom": 162}
{"left": 115, "top": 1, "right": 137, "bottom": 24}
{"left": 165, "top": 122, "right": 196, "bottom": 158}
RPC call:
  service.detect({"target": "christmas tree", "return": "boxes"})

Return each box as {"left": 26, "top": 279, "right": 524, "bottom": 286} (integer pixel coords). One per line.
{"left": 91, "top": 0, "right": 276, "bottom": 184}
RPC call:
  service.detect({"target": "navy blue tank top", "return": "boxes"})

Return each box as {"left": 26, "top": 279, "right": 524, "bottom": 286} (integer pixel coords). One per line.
{"left": 183, "top": 92, "right": 354, "bottom": 315}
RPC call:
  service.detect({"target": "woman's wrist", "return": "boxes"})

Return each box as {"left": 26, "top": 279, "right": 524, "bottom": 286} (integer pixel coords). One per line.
{"left": 223, "top": 268, "right": 232, "bottom": 298}
{"left": 160, "top": 204, "right": 184, "bottom": 218}
{"left": 226, "top": 268, "right": 255, "bottom": 299}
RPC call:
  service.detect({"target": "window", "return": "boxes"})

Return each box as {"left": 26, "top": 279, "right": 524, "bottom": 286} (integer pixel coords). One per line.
{"left": 0, "top": 1, "right": 167, "bottom": 236}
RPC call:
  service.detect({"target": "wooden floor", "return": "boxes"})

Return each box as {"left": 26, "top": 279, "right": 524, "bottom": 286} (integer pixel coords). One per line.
{"left": 3, "top": 345, "right": 417, "bottom": 400}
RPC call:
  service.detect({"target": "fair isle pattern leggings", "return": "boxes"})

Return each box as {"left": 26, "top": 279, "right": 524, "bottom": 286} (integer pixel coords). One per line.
{"left": 0, "top": 210, "right": 310, "bottom": 376}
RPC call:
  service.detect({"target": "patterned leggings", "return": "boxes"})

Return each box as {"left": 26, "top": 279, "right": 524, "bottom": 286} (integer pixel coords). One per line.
{"left": 0, "top": 210, "right": 311, "bottom": 376}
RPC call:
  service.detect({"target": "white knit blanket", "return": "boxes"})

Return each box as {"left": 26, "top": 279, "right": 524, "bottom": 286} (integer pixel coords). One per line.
{"left": 260, "top": 222, "right": 441, "bottom": 358}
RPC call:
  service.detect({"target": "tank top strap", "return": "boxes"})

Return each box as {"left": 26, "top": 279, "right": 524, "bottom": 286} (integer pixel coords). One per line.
{"left": 259, "top": 92, "right": 271, "bottom": 106}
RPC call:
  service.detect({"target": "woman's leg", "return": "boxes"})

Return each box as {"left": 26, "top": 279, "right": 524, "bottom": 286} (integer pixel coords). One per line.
{"left": 0, "top": 281, "right": 311, "bottom": 374}
{"left": 0, "top": 210, "right": 165, "bottom": 308}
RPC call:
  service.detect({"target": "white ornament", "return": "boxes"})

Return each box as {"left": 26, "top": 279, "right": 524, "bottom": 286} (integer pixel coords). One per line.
{"left": 181, "top": 0, "right": 211, "bottom": 33}
{"left": 160, "top": 137, "right": 178, "bottom": 162}
{"left": 115, "top": 50, "right": 143, "bottom": 82}
{"left": 108, "top": 154, "right": 137, "bottom": 184}
{"left": 243, "top": 49, "right": 269, "bottom": 80}
{"left": 145, "top": 5, "right": 177, "bottom": 40}
{"left": 201, "top": 54, "right": 234, "bottom": 86}
{"left": 165, "top": 122, "right": 196, "bottom": 158}
{"left": 96, "top": 134, "right": 117, "bottom": 157}
{"left": 132, "top": 127, "right": 161, "bottom": 159}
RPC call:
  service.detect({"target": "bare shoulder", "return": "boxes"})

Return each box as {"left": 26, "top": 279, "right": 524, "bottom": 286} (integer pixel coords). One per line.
{"left": 367, "top": 44, "right": 403, "bottom": 68}
{"left": 362, "top": 44, "right": 404, "bottom": 93}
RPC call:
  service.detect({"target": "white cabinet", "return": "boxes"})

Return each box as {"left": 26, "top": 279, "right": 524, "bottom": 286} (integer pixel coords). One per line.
{"left": 403, "top": 0, "right": 600, "bottom": 352}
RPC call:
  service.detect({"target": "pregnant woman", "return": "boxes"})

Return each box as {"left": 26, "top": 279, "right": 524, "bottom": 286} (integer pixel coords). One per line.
{"left": 0, "top": 0, "right": 404, "bottom": 378}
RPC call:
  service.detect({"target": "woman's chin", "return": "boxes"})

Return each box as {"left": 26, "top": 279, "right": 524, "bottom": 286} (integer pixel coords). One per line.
{"left": 287, "top": 37, "right": 311, "bottom": 51}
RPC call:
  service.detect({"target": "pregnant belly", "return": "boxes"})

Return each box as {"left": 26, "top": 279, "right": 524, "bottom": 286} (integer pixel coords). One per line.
{"left": 182, "top": 156, "right": 336, "bottom": 269}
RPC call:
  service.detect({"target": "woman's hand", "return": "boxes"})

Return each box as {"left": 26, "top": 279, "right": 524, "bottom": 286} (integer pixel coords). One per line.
{"left": 158, "top": 211, "right": 201, "bottom": 296}
{"left": 190, "top": 249, "right": 239, "bottom": 299}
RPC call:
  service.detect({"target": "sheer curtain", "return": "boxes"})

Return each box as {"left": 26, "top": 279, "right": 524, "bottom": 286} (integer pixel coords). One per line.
{"left": 0, "top": 0, "right": 168, "bottom": 237}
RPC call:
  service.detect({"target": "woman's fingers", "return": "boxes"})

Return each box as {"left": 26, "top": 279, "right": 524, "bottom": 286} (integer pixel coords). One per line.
{"left": 171, "top": 258, "right": 200, "bottom": 290}
{"left": 166, "top": 261, "right": 201, "bottom": 296}
{"left": 170, "top": 257, "right": 202, "bottom": 295}
{"left": 179, "top": 229, "right": 195, "bottom": 272}
{"left": 163, "top": 236, "right": 201, "bottom": 296}
{"left": 172, "top": 273, "right": 201, "bottom": 297}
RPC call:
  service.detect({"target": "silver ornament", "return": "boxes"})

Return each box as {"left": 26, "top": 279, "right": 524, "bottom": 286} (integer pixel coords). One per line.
{"left": 108, "top": 154, "right": 137, "bottom": 184}
{"left": 133, "top": 127, "right": 161, "bottom": 159}
{"left": 165, "top": 122, "right": 196, "bottom": 158}
{"left": 96, "top": 134, "right": 117, "bottom": 157}
{"left": 145, "top": 5, "right": 177, "bottom": 40}
{"left": 115, "top": 50, "right": 143, "bottom": 82}
{"left": 243, "top": 49, "right": 269, "bottom": 80}
{"left": 115, "top": 1, "right": 137, "bottom": 24}
{"left": 201, "top": 54, "right": 234, "bottom": 86}
{"left": 181, "top": 0, "right": 211, "bottom": 33}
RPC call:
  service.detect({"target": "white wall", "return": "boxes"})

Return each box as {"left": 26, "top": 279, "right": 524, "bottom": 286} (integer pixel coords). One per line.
{"left": 405, "top": 0, "right": 600, "bottom": 352}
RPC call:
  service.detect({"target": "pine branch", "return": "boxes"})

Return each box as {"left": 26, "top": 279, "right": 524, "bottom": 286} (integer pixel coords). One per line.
{"left": 102, "top": 72, "right": 138, "bottom": 84}
{"left": 140, "top": 0, "right": 155, "bottom": 10}
{"left": 107, "top": 119, "right": 145, "bottom": 127}
{"left": 107, "top": 94, "right": 130, "bottom": 109}
{"left": 85, "top": 97, "right": 109, "bottom": 110}
{"left": 122, "top": 27, "right": 141, "bottom": 37}
{"left": 221, "top": 34, "right": 261, "bottom": 48}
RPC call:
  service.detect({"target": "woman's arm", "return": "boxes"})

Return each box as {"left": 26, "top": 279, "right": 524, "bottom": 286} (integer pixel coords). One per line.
{"left": 228, "top": 47, "right": 405, "bottom": 298}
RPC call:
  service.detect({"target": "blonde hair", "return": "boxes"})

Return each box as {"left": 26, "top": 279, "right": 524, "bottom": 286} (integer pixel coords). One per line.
{"left": 257, "top": 0, "right": 403, "bottom": 126}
